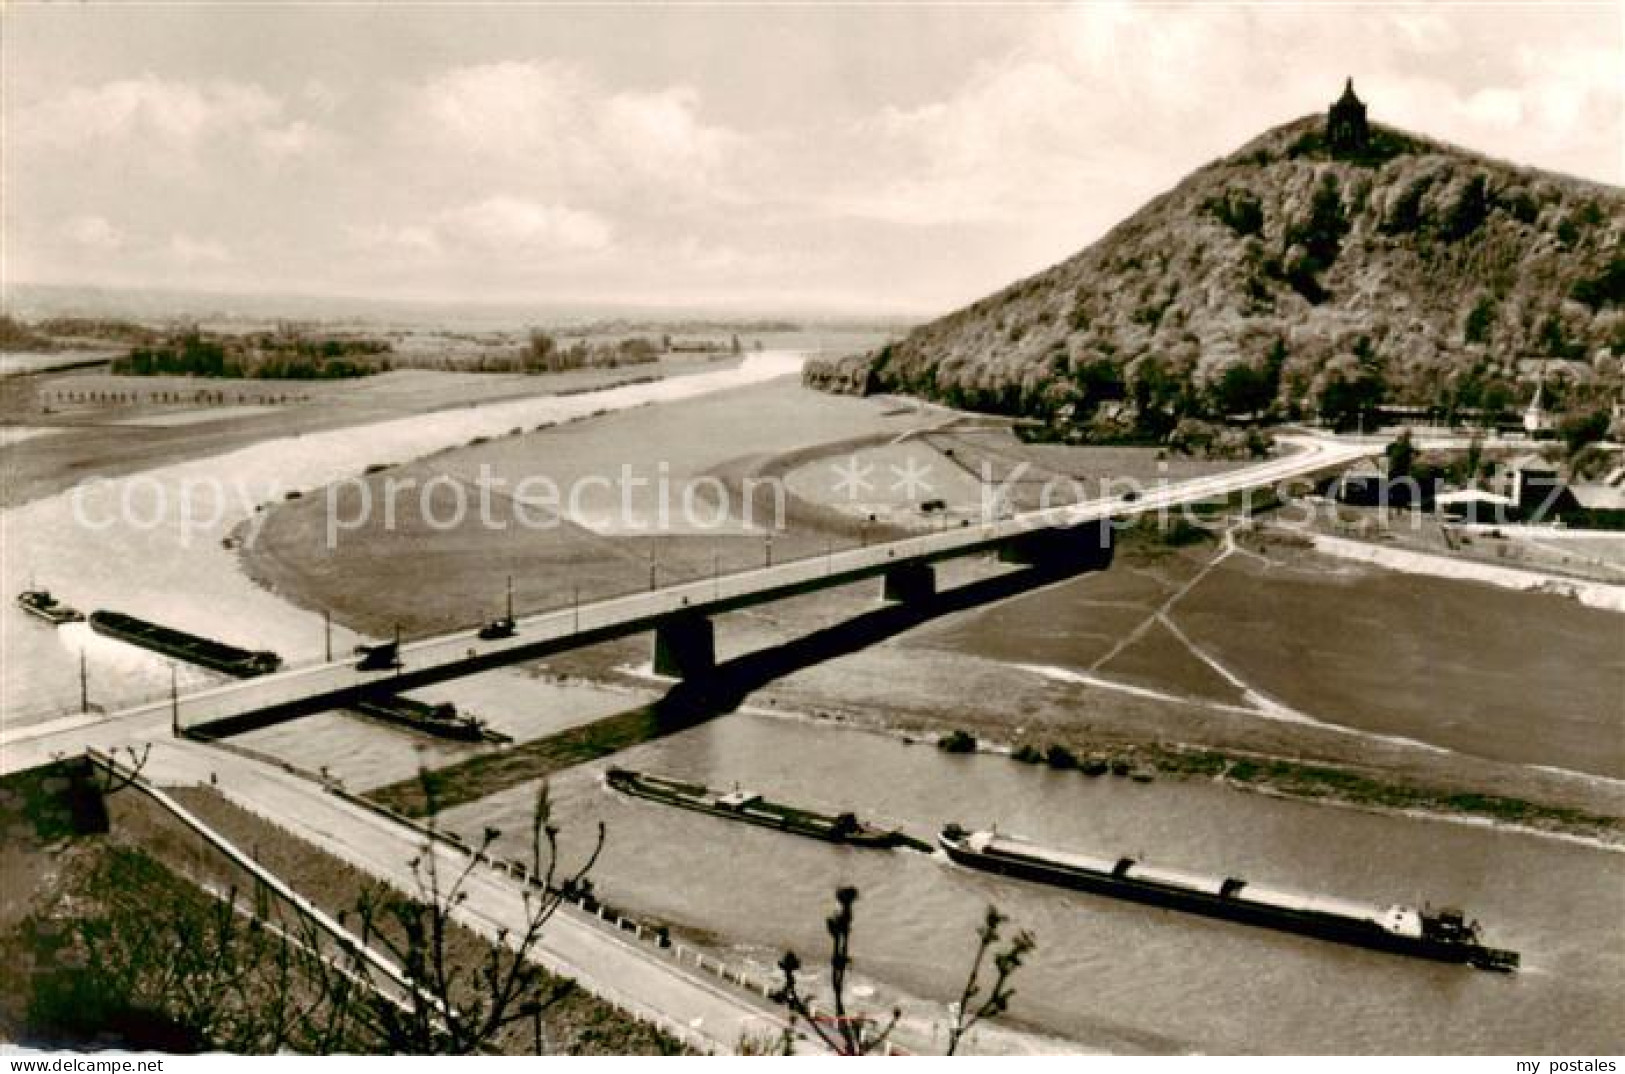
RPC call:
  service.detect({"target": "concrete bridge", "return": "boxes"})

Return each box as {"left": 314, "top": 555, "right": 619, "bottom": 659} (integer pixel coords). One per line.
{"left": 53, "top": 434, "right": 1362, "bottom": 740}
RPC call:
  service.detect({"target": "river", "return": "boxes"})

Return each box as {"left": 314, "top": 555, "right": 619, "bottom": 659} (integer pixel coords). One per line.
{"left": 8, "top": 349, "right": 1619, "bottom": 1053}
{"left": 0, "top": 351, "right": 806, "bottom": 726}
{"left": 440, "top": 712, "right": 1623, "bottom": 1054}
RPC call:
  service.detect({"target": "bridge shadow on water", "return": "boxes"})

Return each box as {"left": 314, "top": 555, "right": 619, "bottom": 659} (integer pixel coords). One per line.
{"left": 646, "top": 556, "right": 1096, "bottom": 732}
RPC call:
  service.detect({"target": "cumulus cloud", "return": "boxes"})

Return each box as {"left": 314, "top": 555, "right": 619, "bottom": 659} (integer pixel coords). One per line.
{"left": 257, "top": 119, "right": 323, "bottom": 158}
{"left": 346, "top": 222, "right": 441, "bottom": 255}
{"left": 406, "top": 60, "right": 741, "bottom": 201}
{"left": 17, "top": 75, "right": 282, "bottom": 154}
{"left": 346, "top": 196, "right": 611, "bottom": 267}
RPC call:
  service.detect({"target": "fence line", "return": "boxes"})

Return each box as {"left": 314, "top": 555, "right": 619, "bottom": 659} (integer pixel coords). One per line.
{"left": 322, "top": 776, "right": 809, "bottom": 1034}
{"left": 85, "top": 748, "right": 445, "bottom": 1022}
{"left": 101, "top": 746, "right": 741, "bottom": 1052}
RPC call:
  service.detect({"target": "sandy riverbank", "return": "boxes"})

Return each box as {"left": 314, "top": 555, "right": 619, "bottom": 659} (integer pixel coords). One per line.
{"left": 1300, "top": 530, "right": 1625, "bottom": 612}
{"left": 0, "top": 353, "right": 802, "bottom": 724}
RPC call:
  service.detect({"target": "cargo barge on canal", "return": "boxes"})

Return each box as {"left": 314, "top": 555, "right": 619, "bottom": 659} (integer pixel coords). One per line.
{"left": 89, "top": 610, "right": 282, "bottom": 678}
{"left": 938, "top": 825, "right": 1518, "bottom": 972}
{"left": 607, "top": 768, "right": 930, "bottom": 851}
{"left": 350, "top": 694, "right": 508, "bottom": 744}
{"left": 17, "top": 589, "right": 85, "bottom": 626}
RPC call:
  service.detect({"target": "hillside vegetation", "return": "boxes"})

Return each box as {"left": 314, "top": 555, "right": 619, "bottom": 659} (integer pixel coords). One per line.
{"left": 808, "top": 109, "right": 1624, "bottom": 438}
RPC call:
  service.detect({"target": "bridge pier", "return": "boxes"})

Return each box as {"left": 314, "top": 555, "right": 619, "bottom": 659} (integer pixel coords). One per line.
{"left": 880, "top": 562, "right": 936, "bottom": 603}
{"left": 997, "top": 520, "right": 1115, "bottom": 571}
{"left": 652, "top": 613, "right": 716, "bottom": 680}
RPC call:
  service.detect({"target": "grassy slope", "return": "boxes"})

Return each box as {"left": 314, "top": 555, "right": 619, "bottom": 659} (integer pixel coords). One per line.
{"left": 0, "top": 762, "right": 686, "bottom": 1054}
{"left": 169, "top": 786, "right": 687, "bottom": 1055}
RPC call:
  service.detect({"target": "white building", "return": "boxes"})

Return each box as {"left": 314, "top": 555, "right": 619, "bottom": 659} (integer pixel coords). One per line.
{"left": 1523, "top": 382, "right": 1554, "bottom": 436}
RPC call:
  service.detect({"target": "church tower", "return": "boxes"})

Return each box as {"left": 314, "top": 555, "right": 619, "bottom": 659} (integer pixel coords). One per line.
{"left": 1327, "top": 78, "right": 1370, "bottom": 158}
{"left": 1523, "top": 379, "right": 1554, "bottom": 436}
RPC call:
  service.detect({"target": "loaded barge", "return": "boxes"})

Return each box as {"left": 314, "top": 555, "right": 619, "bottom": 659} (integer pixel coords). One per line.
{"left": 17, "top": 589, "right": 85, "bottom": 626}
{"left": 607, "top": 768, "right": 930, "bottom": 851}
{"left": 938, "top": 825, "right": 1518, "bottom": 972}
{"left": 350, "top": 695, "right": 509, "bottom": 744}
{"left": 89, "top": 610, "right": 282, "bottom": 677}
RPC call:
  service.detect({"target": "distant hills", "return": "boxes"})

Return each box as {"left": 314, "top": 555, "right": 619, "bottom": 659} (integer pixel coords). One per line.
{"left": 807, "top": 87, "right": 1624, "bottom": 436}
{"left": 1, "top": 282, "right": 910, "bottom": 335}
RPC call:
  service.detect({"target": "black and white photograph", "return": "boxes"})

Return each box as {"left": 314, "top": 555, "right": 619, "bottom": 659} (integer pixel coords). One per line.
{"left": 0, "top": 0, "right": 1621, "bottom": 1061}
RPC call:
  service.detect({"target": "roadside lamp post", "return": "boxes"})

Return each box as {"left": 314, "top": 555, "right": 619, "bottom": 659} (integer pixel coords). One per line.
{"left": 712, "top": 552, "right": 720, "bottom": 599}
{"left": 764, "top": 532, "right": 773, "bottom": 567}
{"left": 648, "top": 548, "right": 657, "bottom": 591}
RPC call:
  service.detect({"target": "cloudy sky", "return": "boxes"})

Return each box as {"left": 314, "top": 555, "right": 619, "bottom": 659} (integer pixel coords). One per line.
{"left": 3, "top": 2, "right": 1619, "bottom": 317}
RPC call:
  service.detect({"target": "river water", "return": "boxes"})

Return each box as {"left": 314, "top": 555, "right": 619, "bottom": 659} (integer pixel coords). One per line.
{"left": 442, "top": 713, "right": 1623, "bottom": 1054}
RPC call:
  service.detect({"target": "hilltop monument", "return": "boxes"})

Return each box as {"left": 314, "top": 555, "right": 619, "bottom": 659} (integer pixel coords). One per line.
{"left": 1327, "top": 77, "right": 1370, "bottom": 157}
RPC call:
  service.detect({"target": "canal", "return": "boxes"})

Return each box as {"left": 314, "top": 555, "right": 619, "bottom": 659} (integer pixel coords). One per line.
{"left": 441, "top": 712, "right": 1622, "bottom": 1054}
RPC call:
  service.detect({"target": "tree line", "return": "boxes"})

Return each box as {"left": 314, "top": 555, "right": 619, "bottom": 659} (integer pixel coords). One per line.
{"left": 112, "top": 330, "right": 391, "bottom": 380}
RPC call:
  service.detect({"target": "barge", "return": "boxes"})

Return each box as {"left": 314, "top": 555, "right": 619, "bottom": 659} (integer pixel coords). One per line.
{"left": 607, "top": 768, "right": 930, "bottom": 851}
{"left": 89, "top": 610, "right": 282, "bottom": 678}
{"left": 17, "top": 589, "right": 85, "bottom": 626}
{"left": 350, "top": 694, "right": 509, "bottom": 744}
{"left": 938, "top": 825, "right": 1518, "bottom": 972}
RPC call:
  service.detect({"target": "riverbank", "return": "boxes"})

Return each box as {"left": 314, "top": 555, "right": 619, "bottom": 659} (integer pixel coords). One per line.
{"left": 367, "top": 702, "right": 678, "bottom": 816}
{"left": 1296, "top": 528, "right": 1625, "bottom": 612}
{"left": 363, "top": 681, "right": 1623, "bottom": 846}
{"left": 1, "top": 354, "right": 803, "bottom": 723}
{"left": 1, "top": 358, "right": 727, "bottom": 509}
{"left": 925, "top": 726, "right": 1625, "bottom": 848}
